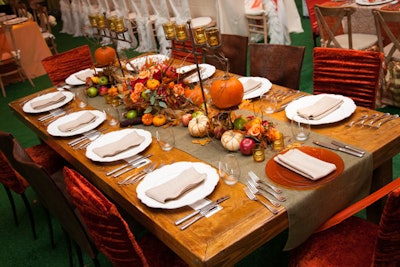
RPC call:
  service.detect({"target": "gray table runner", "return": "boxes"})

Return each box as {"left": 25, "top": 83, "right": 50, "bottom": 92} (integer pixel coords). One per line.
{"left": 86, "top": 91, "right": 373, "bottom": 251}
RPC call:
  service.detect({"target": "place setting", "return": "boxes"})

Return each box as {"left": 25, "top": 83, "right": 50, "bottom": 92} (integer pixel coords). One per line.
{"left": 65, "top": 67, "right": 103, "bottom": 86}
{"left": 239, "top": 76, "right": 272, "bottom": 99}
{"left": 22, "top": 91, "right": 74, "bottom": 113}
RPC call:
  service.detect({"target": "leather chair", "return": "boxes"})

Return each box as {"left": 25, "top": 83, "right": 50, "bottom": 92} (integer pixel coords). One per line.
{"left": 289, "top": 176, "right": 400, "bottom": 266}
{"left": 249, "top": 43, "right": 305, "bottom": 90}
{"left": 205, "top": 34, "right": 248, "bottom": 76}
{"left": 0, "top": 131, "right": 99, "bottom": 267}
{"left": 63, "top": 166, "right": 189, "bottom": 267}
{"left": 41, "top": 45, "right": 94, "bottom": 86}
{"left": 313, "top": 47, "right": 384, "bottom": 109}
{"left": 315, "top": 5, "right": 377, "bottom": 50}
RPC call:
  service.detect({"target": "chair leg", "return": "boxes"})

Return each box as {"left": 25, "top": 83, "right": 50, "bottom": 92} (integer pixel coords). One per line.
{"left": 0, "top": 77, "right": 6, "bottom": 97}
{"left": 3, "top": 185, "right": 18, "bottom": 225}
{"left": 73, "top": 241, "right": 84, "bottom": 267}
{"left": 21, "top": 192, "right": 37, "bottom": 240}
{"left": 43, "top": 208, "right": 55, "bottom": 248}
{"left": 62, "top": 228, "right": 74, "bottom": 267}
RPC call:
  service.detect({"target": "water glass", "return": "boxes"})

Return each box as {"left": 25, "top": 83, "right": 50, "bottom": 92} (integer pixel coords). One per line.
{"left": 260, "top": 94, "right": 277, "bottom": 114}
{"left": 104, "top": 106, "right": 119, "bottom": 126}
{"left": 218, "top": 154, "right": 240, "bottom": 185}
{"left": 75, "top": 88, "right": 87, "bottom": 108}
{"left": 156, "top": 128, "right": 175, "bottom": 151}
{"left": 291, "top": 118, "right": 311, "bottom": 141}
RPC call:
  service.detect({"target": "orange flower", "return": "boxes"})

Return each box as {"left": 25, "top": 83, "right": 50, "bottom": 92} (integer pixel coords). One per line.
{"left": 247, "top": 124, "right": 263, "bottom": 137}
{"left": 172, "top": 83, "right": 185, "bottom": 97}
{"left": 244, "top": 117, "right": 262, "bottom": 131}
{"left": 130, "top": 82, "right": 145, "bottom": 102}
{"left": 138, "top": 70, "right": 150, "bottom": 79}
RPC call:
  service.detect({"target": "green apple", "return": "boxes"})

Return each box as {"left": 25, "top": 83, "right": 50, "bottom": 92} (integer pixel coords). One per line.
{"left": 98, "top": 75, "right": 109, "bottom": 85}
{"left": 192, "top": 110, "right": 204, "bottom": 118}
{"left": 126, "top": 110, "right": 138, "bottom": 119}
{"left": 141, "top": 89, "right": 150, "bottom": 101}
{"left": 87, "top": 87, "right": 98, "bottom": 97}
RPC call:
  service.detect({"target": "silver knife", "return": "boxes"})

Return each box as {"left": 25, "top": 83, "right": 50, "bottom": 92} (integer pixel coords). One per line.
{"left": 175, "top": 195, "right": 230, "bottom": 226}
{"left": 112, "top": 154, "right": 152, "bottom": 177}
{"left": 313, "top": 141, "right": 364, "bottom": 158}
{"left": 276, "top": 95, "right": 305, "bottom": 112}
{"left": 331, "top": 140, "right": 366, "bottom": 156}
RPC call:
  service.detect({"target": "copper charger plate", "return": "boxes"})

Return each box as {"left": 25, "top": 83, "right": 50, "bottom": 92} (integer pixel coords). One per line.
{"left": 265, "top": 146, "right": 344, "bottom": 189}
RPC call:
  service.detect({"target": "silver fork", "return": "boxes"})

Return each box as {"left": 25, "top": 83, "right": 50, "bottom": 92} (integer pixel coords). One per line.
{"left": 356, "top": 113, "right": 379, "bottom": 126}
{"left": 118, "top": 162, "right": 158, "bottom": 185}
{"left": 346, "top": 114, "right": 369, "bottom": 127}
{"left": 248, "top": 171, "right": 282, "bottom": 194}
{"left": 244, "top": 187, "right": 278, "bottom": 215}
{"left": 246, "top": 181, "right": 281, "bottom": 207}
{"left": 373, "top": 114, "right": 399, "bottom": 129}
{"left": 247, "top": 179, "right": 286, "bottom": 202}
{"left": 366, "top": 113, "right": 390, "bottom": 127}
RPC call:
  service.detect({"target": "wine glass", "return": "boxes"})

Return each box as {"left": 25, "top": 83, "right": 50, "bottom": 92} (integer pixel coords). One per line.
{"left": 218, "top": 154, "right": 240, "bottom": 185}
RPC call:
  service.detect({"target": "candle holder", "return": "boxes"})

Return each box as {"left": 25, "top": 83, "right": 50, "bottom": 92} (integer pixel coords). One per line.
{"left": 162, "top": 21, "right": 176, "bottom": 40}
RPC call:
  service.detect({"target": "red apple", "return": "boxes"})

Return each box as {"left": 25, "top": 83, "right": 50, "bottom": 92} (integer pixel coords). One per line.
{"left": 181, "top": 113, "right": 192, "bottom": 127}
{"left": 213, "top": 125, "right": 227, "bottom": 139}
{"left": 240, "top": 138, "right": 256, "bottom": 155}
{"left": 98, "top": 85, "right": 109, "bottom": 96}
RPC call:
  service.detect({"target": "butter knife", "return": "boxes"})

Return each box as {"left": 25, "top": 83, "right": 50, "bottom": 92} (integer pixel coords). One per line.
{"left": 313, "top": 141, "right": 364, "bottom": 158}
{"left": 175, "top": 195, "right": 230, "bottom": 226}
{"left": 331, "top": 140, "right": 366, "bottom": 156}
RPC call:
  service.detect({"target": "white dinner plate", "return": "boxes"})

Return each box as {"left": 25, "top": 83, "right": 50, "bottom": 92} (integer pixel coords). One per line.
{"left": 191, "top": 17, "right": 213, "bottom": 28}
{"left": 239, "top": 77, "right": 273, "bottom": 100}
{"left": 285, "top": 94, "right": 356, "bottom": 125}
{"left": 86, "top": 128, "right": 152, "bottom": 162}
{"left": 126, "top": 54, "right": 170, "bottom": 71}
{"left": 355, "top": 0, "right": 392, "bottom": 5}
{"left": 22, "top": 91, "right": 74, "bottom": 113}
{"left": 136, "top": 162, "right": 219, "bottom": 209}
{"left": 65, "top": 68, "right": 103, "bottom": 85}
{"left": 47, "top": 110, "right": 106, "bottom": 137}
{"left": 3, "top": 17, "right": 27, "bottom": 25}
{"left": 176, "top": 64, "right": 216, "bottom": 83}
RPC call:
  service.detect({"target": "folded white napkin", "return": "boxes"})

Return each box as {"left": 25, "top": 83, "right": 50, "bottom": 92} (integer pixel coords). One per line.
{"left": 145, "top": 167, "right": 206, "bottom": 203}
{"left": 243, "top": 78, "right": 261, "bottom": 93}
{"left": 75, "top": 69, "right": 93, "bottom": 82}
{"left": 30, "top": 92, "right": 66, "bottom": 110}
{"left": 274, "top": 148, "right": 336, "bottom": 180}
{"left": 297, "top": 96, "right": 344, "bottom": 120}
{"left": 57, "top": 111, "right": 96, "bottom": 132}
{"left": 92, "top": 131, "right": 145, "bottom": 158}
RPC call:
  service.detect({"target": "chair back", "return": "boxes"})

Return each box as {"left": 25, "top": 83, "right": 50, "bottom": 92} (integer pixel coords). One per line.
{"left": 373, "top": 186, "right": 400, "bottom": 265}
{"left": 63, "top": 166, "right": 149, "bottom": 267}
{"left": 34, "top": 4, "right": 57, "bottom": 55}
{"left": 305, "top": 0, "right": 329, "bottom": 46}
{"left": 313, "top": 47, "right": 384, "bottom": 109}
{"left": 373, "top": 9, "right": 400, "bottom": 64}
{"left": 205, "top": 34, "right": 248, "bottom": 76}
{"left": 0, "top": 131, "right": 98, "bottom": 260}
{"left": 41, "top": 45, "right": 93, "bottom": 86}
{"left": 249, "top": 43, "right": 305, "bottom": 89}
{"left": 315, "top": 5, "right": 353, "bottom": 48}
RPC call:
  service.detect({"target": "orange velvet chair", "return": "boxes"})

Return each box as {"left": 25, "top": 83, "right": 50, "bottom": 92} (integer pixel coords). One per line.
{"left": 63, "top": 166, "right": 189, "bottom": 267}
{"left": 313, "top": 47, "right": 384, "bottom": 109}
{"left": 289, "top": 176, "right": 400, "bottom": 266}
{"left": 41, "top": 44, "right": 94, "bottom": 86}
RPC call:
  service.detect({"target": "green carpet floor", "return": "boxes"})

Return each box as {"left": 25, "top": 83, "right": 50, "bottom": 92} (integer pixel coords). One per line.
{"left": 1, "top": 1, "right": 399, "bottom": 266}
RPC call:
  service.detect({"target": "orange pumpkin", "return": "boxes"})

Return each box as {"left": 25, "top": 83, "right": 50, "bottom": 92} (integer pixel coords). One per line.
{"left": 184, "top": 85, "right": 206, "bottom": 106}
{"left": 142, "top": 113, "right": 153, "bottom": 125}
{"left": 153, "top": 114, "right": 167, "bottom": 127}
{"left": 94, "top": 45, "right": 116, "bottom": 66}
{"left": 210, "top": 77, "right": 244, "bottom": 109}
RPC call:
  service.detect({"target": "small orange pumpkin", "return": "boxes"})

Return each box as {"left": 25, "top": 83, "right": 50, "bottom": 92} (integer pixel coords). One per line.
{"left": 210, "top": 77, "right": 244, "bottom": 109}
{"left": 142, "top": 113, "right": 153, "bottom": 125}
{"left": 153, "top": 114, "right": 167, "bottom": 127}
{"left": 184, "top": 85, "right": 206, "bottom": 106}
{"left": 94, "top": 45, "right": 116, "bottom": 66}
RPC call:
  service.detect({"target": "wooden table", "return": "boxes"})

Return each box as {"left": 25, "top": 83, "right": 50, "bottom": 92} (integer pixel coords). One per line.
{"left": 9, "top": 75, "right": 400, "bottom": 266}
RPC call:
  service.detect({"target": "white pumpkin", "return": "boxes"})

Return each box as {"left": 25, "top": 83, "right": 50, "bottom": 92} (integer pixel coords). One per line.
{"left": 188, "top": 115, "right": 209, "bottom": 137}
{"left": 221, "top": 130, "right": 244, "bottom": 151}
